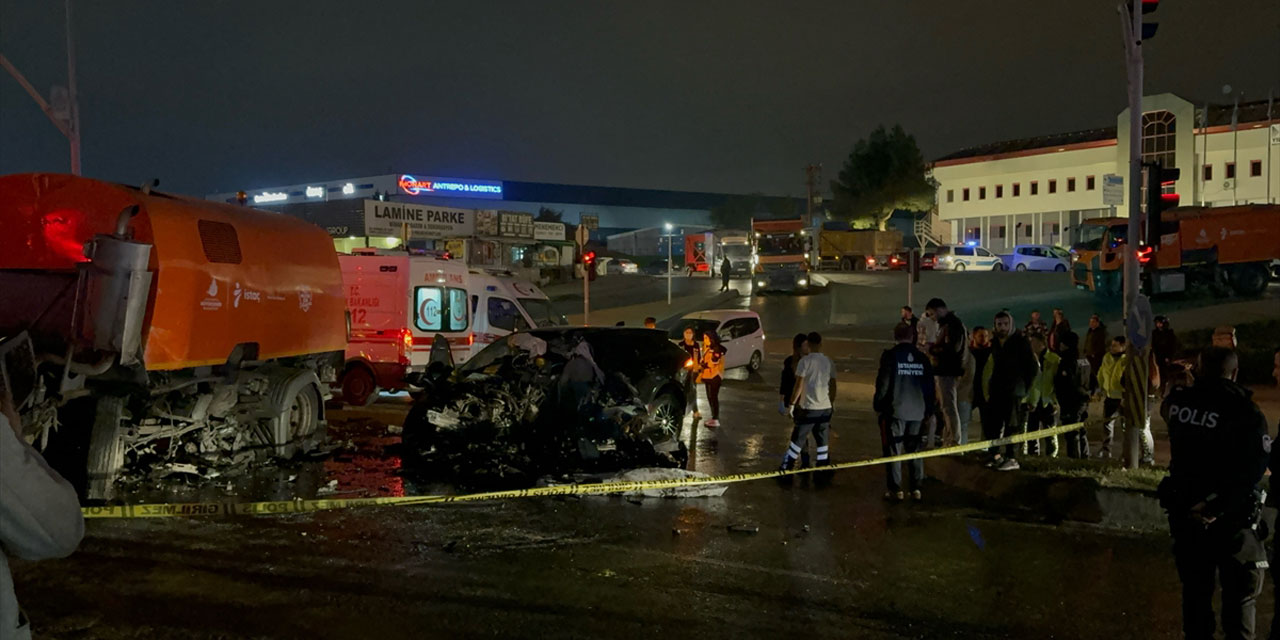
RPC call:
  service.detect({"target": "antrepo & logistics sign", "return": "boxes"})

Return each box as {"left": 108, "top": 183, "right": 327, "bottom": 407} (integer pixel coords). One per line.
{"left": 397, "top": 174, "right": 504, "bottom": 199}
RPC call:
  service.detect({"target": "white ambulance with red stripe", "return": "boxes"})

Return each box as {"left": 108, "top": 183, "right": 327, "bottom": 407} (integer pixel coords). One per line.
{"left": 338, "top": 251, "right": 564, "bottom": 405}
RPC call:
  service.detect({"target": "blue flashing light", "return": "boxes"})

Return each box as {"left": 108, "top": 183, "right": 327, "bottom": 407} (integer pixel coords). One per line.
{"left": 965, "top": 241, "right": 978, "bottom": 247}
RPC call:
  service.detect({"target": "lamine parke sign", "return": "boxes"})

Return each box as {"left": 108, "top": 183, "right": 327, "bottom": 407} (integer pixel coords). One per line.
{"left": 363, "top": 200, "right": 476, "bottom": 239}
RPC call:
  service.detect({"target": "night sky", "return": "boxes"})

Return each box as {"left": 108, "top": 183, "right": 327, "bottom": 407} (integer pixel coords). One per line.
{"left": 2, "top": 1, "right": 1277, "bottom": 198}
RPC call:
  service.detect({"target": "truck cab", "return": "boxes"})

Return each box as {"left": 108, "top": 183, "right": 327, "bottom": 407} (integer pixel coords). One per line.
{"left": 751, "top": 219, "right": 811, "bottom": 292}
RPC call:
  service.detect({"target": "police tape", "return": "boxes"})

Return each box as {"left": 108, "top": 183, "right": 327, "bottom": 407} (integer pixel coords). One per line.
{"left": 81, "top": 421, "right": 1090, "bottom": 519}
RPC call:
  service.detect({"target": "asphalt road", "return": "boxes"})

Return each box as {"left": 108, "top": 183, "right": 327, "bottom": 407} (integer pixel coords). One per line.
{"left": 12, "top": 356, "right": 1230, "bottom": 639}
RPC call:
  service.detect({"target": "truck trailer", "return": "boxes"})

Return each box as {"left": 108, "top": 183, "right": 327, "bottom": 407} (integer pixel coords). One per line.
{"left": 810, "top": 227, "right": 904, "bottom": 271}
{"left": 0, "top": 174, "right": 347, "bottom": 498}
{"left": 1071, "top": 204, "right": 1280, "bottom": 297}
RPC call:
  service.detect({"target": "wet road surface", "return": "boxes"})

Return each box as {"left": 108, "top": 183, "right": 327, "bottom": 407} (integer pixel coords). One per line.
{"left": 12, "top": 356, "right": 1240, "bottom": 639}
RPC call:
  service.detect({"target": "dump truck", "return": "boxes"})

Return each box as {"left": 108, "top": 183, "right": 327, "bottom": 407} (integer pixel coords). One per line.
{"left": 810, "top": 226, "right": 904, "bottom": 271}
{"left": 1071, "top": 204, "right": 1280, "bottom": 297}
{"left": 751, "top": 218, "right": 811, "bottom": 292}
{"left": 0, "top": 173, "right": 346, "bottom": 499}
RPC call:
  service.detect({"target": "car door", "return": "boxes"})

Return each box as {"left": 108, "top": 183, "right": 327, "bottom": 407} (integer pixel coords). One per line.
{"left": 741, "top": 315, "right": 764, "bottom": 366}
{"left": 975, "top": 247, "right": 1000, "bottom": 269}
{"left": 716, "top": 318, "right": 749, "bottom": 369}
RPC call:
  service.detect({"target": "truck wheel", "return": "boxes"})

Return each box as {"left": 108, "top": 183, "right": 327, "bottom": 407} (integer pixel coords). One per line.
{"left": 341, "top": 365, "right": 379, "bottom": 407}
{"left": 85, "top": 396, "right": 127, "bottom": 501}
{"left": 1229, "top": 264, "right": 1269, "bottom": 297}
{"left": 268, "top": 373, "right": 323, "bottom": 458}
{"left": 840, "top": 258, "right": 852, "bottom": 271}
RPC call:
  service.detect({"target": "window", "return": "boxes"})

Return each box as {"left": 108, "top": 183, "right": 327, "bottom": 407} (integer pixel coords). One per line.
{"left": 718, "top": 317, "right": 760, "bottom": 341}
{"left": 1048, "top": 179, "right": 1058, "bottom": 194}
{"left": 1141, "top": 110, "right": 1177, "bottom": 170}
{"left": 947, "top": 189, "right": 954, "bottom": 203}
{"left": 996, "top": 226, "right": 1007, "bottom": 239}
{"left": 976, "top": 248, "right": 995, "bottom": 258}
{"left": 963, "top": 188, "right": 970, "bottom": 201}
{"left": 1013, "top": 183, "right": 1021, "bottom": 197}
{"left": 954, "top": 246, "right": 975, "bottom": 257}
{"left": 1203, "top": 165, "right": 1213, "bottom": 181}
{"left": 964, "top": 226, "right": 981, "bottom": 242}
{"left": 1067, "top": 178, "right": 1076, "bottom": 192}
{"left": 1226, "top": 163, "right": 1236, "bottom": 179}
{"left": 1030, "top": 181, "right": 1039, "bottom": 196}
{"left": 1086, "top": 176, "right": 1096, "bottom": 190}
{"left": 1251, "top": 160, "right": 1263, "bottom": 177}
{"left": 486, "top": 297, "right": 529, "bottom": 333}
{"left": 979, "top": 186, "right": 987, "bottom": 200}
{"left": 414, "top": 286, "right": 470, "bottom": 332}
{"left": 1024, "top": 225, "right": 1033, "bottom": 238}
{"left": 995, "top": 185, "right": 1003, "bottom": 198}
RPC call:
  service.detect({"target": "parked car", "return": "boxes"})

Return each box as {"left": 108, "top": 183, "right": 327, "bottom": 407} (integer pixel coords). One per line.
{"left": 865, "top": 255, "right": 893, "bottom": 271}
{"left": 643, "top": 260, "right": 675, "bottom": 276}
{"left": 920, "top": 252, "right": 936, "bottom": 270}
{"left": 403, "top": 327, "right": 693, "bottom": 472}
{"left": 607, "top": 258, "right": 639, "bottom": 274}
{"left": 668, "top": 310, "right": 765, "bottom": 371}
{"left": 934, "top": 244, "right": 1003, "bottom": 271}
{"left": 1002, "top": 244, "right": 1071, "bottom": 272}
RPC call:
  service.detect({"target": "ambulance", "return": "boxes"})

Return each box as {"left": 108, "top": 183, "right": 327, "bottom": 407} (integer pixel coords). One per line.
{"left": 337, "top": 251, "right": 565, "bottom": 405}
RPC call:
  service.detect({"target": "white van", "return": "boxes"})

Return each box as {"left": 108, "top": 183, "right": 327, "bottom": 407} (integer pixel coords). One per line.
{"left": 338, "top": 252, "right": 565, "bottom": 405}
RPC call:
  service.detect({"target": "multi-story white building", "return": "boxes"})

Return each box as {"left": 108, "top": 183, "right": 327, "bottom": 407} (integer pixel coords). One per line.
{"left": 930, "top": 93, "right": 1278, "bottom": 254}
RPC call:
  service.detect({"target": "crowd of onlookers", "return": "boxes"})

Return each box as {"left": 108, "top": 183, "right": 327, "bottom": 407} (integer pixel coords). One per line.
{"left": 872, "top": 299, "right": 1200, "bottom": 498}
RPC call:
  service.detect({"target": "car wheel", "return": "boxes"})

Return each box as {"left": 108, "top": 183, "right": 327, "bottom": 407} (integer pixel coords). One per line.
{"left": 648, "top": 391, "right": 685, "bottom": 442}
{"left": 1055, "top": 264, "right": 1068, "bottom": 272}
{"left": 341, "top": 364, "right": 379, "bottom": 407}
{"left": 955, "top": 263, "right": 967, "bottom": 272}
{"left": 748, "top": 350, "right": 763, "bottom": 371}
{"left": 1015, "top": 263, "right": 1027, "bottom": 272}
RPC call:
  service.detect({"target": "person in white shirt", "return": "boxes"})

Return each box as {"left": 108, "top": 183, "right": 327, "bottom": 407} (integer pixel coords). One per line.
{"left": 780, "top": 332, "right": 837, "bottom": 471}
{"left": 1, "top": 389, "right": 84, "bottom": 640}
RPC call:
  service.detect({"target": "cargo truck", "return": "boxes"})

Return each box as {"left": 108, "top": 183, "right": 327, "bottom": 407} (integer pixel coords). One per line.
{"left": 1071, "top": 204, "right": 1280, "bottom": 297}
{"left": 810, "top": 227, "right": 904, "bottom": 271}
{"left": 751, "top": 218, "right": 811, "bottom": 292}
{"left": 0, "top": 174, "right": 347, "bottom": 499}
{"left": 718, "top": 233, "right": 752, "bottom": 276}
{"left": 684, "top": 232, "right": 715, "bottom": 275}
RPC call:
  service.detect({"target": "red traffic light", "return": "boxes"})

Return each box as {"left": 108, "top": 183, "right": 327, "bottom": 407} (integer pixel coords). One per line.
{"left": 583, "top": 251, "right": 596, "bottom": 264}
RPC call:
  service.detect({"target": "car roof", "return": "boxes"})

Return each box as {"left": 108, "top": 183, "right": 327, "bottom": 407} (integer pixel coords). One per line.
{"left": 682, "top": 309, "right": 760, "bottom": 322}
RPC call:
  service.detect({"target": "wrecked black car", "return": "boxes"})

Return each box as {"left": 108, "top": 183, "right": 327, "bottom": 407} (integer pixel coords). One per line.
{"left": 401, "top": 327, "right": 694, "bottom": 485}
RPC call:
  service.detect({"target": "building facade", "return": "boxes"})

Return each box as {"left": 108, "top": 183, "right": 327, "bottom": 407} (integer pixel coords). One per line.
{"left": 931, "top": 93, "right": 1279, "bottom": 254}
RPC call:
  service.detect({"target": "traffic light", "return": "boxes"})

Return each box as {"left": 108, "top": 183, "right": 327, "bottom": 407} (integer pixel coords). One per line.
{"left": 583, "top": 251, "right": 597, "bottom": 282}
{"left": 1127, "top": 0, "right": 1161, "bottom": 40}
{"left": 1144, "top": 163, "right": 1180, "bottom": 250}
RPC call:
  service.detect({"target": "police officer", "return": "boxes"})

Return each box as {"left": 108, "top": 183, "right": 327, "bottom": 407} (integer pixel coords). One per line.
{"left": 1160, "top": 347, "right": 1270, "bottom": 640}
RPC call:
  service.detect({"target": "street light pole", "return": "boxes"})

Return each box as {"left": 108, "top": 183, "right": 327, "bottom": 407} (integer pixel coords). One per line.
{"left": 664, "top": 223, "right": 674, "bottom": 305}
{"left": 0, "top": 0, "right": 81, "bottom": 175}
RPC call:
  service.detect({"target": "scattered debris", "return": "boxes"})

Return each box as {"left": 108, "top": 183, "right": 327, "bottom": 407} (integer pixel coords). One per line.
{"left": 158, "top": 463, "right": 200, "bottom": 478}
{"left": 386, "top": 424, "right": 403, "bottom": 435}
{"left": 317, "top": 479, "right": 339, "bottom": 495}
{"left": 287, "top": 474, "right": 298, "bottom": 483}
{"left": 728, "top": 524, "right": 760, "bottom": 535}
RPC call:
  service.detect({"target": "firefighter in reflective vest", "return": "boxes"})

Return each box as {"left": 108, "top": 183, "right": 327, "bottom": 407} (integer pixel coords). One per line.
{"left": 1159, "top": 347, "right": 1271, "bottom": 640}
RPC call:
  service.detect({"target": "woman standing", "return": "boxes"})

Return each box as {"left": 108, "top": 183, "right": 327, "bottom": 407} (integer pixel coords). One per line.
{"left": 1049, "top": 308, "right": 1072, "bottom": 352}
{"left": 700, "top": 332, "right": 727, "bottom": 428}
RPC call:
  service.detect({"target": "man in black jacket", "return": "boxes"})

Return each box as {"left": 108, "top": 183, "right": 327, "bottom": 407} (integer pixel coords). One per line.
{"left": 982, "top": 310, "right": 1039, "bottom": 471}
{"left": 1052, "top": 331, "right": 1091, "bottom": 459}
{"left": 926, "top": 298, "right": 967, "bottom": 447}
{"left": 1162, "top": 347, "right": 1269, "bottom": 640}
{"left": 875, "top": 322, "right": 936, "bottom": 500}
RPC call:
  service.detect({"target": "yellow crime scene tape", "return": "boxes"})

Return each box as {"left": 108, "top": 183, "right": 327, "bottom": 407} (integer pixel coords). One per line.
{"left": 81, "top": 421, "right": 1090, "bottom": 519}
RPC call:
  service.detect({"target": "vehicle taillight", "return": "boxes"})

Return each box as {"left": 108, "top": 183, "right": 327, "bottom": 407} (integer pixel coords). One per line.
{"left": 1137, "top": 246, "right": 1155, "bottom": 264}
{"left": 468, "top": 333, "right": 475, "bottom": 346}
{"left": 867, "top": 257, "right": 877, "bottom": 266}
{"left": 398, "top": 329, "right": 413, "bottom": 365}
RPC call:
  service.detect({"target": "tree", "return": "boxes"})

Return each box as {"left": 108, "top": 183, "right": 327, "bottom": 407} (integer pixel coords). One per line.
{"left": 535, "top": 207, "right": 563, "bottom": 223}
{"left": 829, "top": 125, "right": 934, "bottom": 231}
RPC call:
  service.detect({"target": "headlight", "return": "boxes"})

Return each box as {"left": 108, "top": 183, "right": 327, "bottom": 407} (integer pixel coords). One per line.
{"left": 797, "top": 278, "right": 808, "bottom": 286}
{"left": 804, "top": 252, "right": 811, "bottom": 259}
{"left": 757, "top": 280, "right": 766, "bottom": 287}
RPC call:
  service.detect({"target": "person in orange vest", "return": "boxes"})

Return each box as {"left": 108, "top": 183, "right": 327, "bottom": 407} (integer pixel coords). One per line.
{"left": 699, "top": 332, "right": 727, "bottom": 428}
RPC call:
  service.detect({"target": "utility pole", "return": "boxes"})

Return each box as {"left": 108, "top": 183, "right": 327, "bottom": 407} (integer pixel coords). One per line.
{"left": 804, "top": 164, "right": 822, "bottom": 228}
{"left": 0, "top": 0, "right": 81, "bottom": 175}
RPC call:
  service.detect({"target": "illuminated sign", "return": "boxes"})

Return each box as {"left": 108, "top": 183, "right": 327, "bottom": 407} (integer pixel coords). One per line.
{"left": 253, "top": 191, "right": 288, "bottom": 204}
{"left": 305, "top": 186, "right": 324, "bottom": 198}
{"left": 397, "top": 174, "right": 503, "bottom": 199}
{"left": 342, "top": 183, "right": 355, "bottom": 195}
